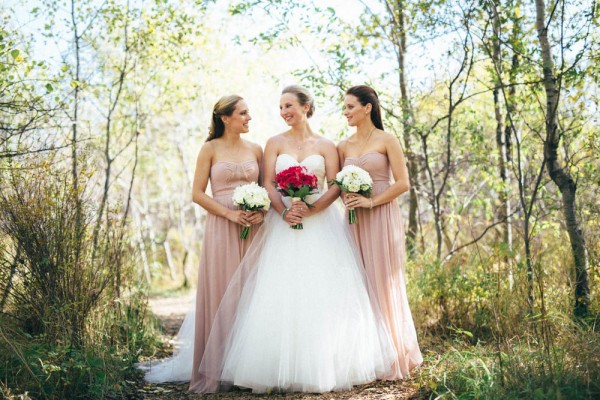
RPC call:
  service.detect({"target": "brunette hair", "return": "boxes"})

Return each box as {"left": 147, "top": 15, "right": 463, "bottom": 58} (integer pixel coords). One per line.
{"left": 207, "top": 95, "right": 243, "bottom": 141}
{"left": 345, "top": 85, "right": 384, "bottom": 130}
{"left": 282, "top": 85, "right": 315, "bottom": 118}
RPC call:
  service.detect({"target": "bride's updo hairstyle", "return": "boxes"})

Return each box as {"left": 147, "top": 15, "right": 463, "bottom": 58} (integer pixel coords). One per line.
{"left": 346, "top": 85, "right": 384, "bottom": 130}
{"left": 282, "top": 85, "right": 315, "bottom": 118}
{"left": 207, "top": 95, "right": 244, "bottom": 142}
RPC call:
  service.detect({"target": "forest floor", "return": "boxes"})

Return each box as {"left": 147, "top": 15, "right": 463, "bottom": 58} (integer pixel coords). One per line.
{"left": 133, "top": 294, "right": 429, "bottom": 400}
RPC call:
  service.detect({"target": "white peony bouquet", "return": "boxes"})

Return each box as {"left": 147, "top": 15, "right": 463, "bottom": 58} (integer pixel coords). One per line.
{"left": 232, "top": 182, "right": 271, "bottom": 239}
{"left": 330, "top": 165, "right": 373, "bottom": 224}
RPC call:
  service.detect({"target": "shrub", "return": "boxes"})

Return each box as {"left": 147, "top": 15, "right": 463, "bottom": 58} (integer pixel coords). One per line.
{"left": 0, "top": 164, "right": 157, "bottom": 398}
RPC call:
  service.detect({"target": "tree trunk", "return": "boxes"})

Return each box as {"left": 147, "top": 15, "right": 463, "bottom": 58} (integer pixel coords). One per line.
{"left": 70, "top": 0, "right": 80, "bottom": 191}
{"left": 164, "top": 240, "right": 177, "bottom": 281}
{"left": 489, "top": 4, "right": 512, "bottom": 256}
{"left": 135, "top": 210, "right": 152, "bottom": 285}
{"left": 513, "top": 125, "right": 540, "bottom": 312}
{"left": 534, "top": 0, "right": 590, "bottom": 317}
{"left": 91, "top": 16, "right": 130, "bottom": 263}
{"left": 420, "top": 132, "right": 443, "bottom": 260}
{"left": 394, "top": 0, "right": 419, "bottom": 257}
{"left": 502, "top": 1, "right": 521, "bottom": 288}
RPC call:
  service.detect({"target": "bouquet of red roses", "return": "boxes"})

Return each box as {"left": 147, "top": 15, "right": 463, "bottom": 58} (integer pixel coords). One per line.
{"left": 275, "top": 165, "right": 319, "bottom": 230}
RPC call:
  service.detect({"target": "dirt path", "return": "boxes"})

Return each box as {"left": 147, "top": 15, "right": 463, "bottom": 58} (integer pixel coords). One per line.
{"left": 136, "top": 295, "right": 426, "bottom": 400}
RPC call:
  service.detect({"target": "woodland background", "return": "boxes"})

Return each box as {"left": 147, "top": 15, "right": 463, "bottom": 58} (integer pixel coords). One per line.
{"left": 1, "top": 0, "right": 599, "bottom": 398}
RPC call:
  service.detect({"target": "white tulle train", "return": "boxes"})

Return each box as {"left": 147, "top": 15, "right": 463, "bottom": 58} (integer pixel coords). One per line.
{"left": 136, "top": 302, "right": 195, "bottom": 383}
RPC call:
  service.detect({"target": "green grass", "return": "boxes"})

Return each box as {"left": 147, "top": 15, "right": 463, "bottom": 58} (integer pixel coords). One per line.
{"left": 415, "top": 318, "right": 600, "bottom": 400}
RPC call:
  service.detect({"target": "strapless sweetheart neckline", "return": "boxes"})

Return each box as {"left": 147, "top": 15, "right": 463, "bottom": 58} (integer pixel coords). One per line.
{"left": 277, "top": 153, "right": 325, "bottom": 164}
{"left": 344, "top": 151, "right": 386, "bottom": 160}
{"left": 212, "top": 159, "right": 257, "bottom": 167}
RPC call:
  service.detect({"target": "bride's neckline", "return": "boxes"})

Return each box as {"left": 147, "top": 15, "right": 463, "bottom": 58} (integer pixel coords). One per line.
{"left": 278, "top": 153, "right": 325, "bottom": 164}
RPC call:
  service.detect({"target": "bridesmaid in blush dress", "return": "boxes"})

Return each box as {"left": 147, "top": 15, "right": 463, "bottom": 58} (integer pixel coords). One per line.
{"left": 337, "top": 85, "right": 423, "bottom": 380}
{"left": 188, "top": 95, "right": 265, "bottom": 388}
{"left": 138, "top": 95, "right": 264, "bottom": 384}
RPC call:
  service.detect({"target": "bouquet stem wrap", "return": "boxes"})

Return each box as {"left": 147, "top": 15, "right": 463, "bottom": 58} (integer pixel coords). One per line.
{"left": 348, "top": 207, "right": 357, "bottom": 224}
{"left": 240, "top": 219, "right": 251, "bottom": 239}
{"left": 291, "top": 197, "right": 304, "bottom": 230}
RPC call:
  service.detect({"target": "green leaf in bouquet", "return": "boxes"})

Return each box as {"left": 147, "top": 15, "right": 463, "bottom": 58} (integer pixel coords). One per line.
{"left": 295, "top": 185, "right": 312, "bottom": 198}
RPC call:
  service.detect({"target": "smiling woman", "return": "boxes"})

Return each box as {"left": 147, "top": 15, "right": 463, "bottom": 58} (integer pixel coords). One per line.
{"left": 138, "top": 95, "right": 265, "bottom": 385}
{"left": 191, "top": 85, "right": 399, "bottom": 394}
{"left": 205, "top": 96, "right": 252, "bottom": 141}
{"left": 338, "top": 85, "right": 422, "bottom": 379}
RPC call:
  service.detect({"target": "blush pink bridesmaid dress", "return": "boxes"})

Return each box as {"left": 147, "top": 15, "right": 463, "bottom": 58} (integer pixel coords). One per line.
{"left": 139, "top": 159, "right": 261, "bottom": 385}
{"left": 344, "top": 151, "right": 423, "bottom": 379}
{"left": 188, "top": 159, "right": 261, "bottom": 389}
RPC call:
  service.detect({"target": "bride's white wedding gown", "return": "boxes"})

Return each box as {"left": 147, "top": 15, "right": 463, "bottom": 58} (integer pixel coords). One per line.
{"left": 193, "top": 153, "right": 396, "bottom": 393}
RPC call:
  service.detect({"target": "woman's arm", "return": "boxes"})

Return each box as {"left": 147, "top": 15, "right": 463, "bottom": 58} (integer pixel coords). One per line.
{"left": 263, "top": 137, "right": 304, "bottom": 226}
{"left": 345, "top": 134, "right": 410, "bottom": 209}
{"left": 336, "top": 139, "right": 347, "bottom": 168}
{"left": 254, "top": 142, "right": 264, "bottom": 186}
{"left": 263, "top": 137, "right": 286, "bottom": 215}
{"left": 191, "top": 143, "right": 250, "bottom": 226}
{"left": 336, "top": 140, "right": 349, "bottom": 202}
{"left": 243, "top": 141, "right": 266, "bottom": 225}
{"left": 372, "top": 134, "right": 410, "bottom": 206}
{"left": 302, "top": 139, "right": 341, "bottom": 216}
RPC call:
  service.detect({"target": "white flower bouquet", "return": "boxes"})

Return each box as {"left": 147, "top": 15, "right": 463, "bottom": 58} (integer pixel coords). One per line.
{"left": 232, "top": 182, "right": 271, "bottom": 239}
{"left": 330, "top": 165, "right": 373, "bottom": 224}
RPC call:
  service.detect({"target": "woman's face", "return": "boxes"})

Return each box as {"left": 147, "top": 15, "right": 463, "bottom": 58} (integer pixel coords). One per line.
{"left": 224, "top": 100, "right": 252, "bottom": 134}
{"left": 343, "top": 94, "right": 370, "bottom": 127}
{"left": 279, "top": 93, "right": 308, "bottom": 126}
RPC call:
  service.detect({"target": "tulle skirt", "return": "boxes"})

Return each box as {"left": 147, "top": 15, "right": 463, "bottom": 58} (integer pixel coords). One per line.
{"left": 193, "top": 198, "right": 396, "bottom": 393}
{"left": 136, "top": 298, "right": 195, "bottom": 383}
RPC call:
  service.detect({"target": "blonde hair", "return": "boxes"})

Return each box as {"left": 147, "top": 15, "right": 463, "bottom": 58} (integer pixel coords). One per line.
{"left": 282, "top": 85, "right": 315, "bottom": 118}
{"left": 207, "top": 95, "right": 243, "bottom": 141}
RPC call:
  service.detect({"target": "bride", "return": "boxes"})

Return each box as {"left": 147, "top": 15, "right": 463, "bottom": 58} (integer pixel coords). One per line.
{"left": 190, "top": 85, "right": 396, "bottom": 393}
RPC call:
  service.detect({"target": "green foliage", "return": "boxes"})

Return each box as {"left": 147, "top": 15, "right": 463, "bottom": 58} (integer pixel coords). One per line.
{"left": 0, "top": 164, "right": 158, "bottom": 398}
{"left": 412, "top": 255, "right": 498, "bottom": 335}
{"left": 406, "top": 230, "right": 600, "bottom": 399}
{"left": 1, "top": 0, "right": 599, "bottom": 397}
{"left": 0, "top": 165, "right": 109, "bottom": 342}
{"left": 419, "top": 318, "right": 600, "bottom": 399}
{"left": 0, "top": 293, "right": 158, "bottom": 399}
{"left": 0, "top": 23, "right": 55, "bottom": 160}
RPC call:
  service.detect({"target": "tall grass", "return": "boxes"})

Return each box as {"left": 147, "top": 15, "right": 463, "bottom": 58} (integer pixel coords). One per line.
{"left": 0, "top": 164, "right": 159, "bottom": 399}
{"left": 408, "top": 237, "right": 600, "bottom": 399}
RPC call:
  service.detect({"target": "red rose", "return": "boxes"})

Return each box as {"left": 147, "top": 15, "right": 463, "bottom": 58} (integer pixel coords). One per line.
{"left": 274, "top": 166, "right": 318, "bottom": 198}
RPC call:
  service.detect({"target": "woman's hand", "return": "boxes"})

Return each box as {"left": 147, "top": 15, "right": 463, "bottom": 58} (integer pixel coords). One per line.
{"left": 291, "top": 200, "right": 310, "bottom": 216}
{"left": 246, "top": 211, "right": 265, "bottom": 225}
{"left": 344, "top": 193, "right": 372, "bottom": 209}
{"left": 340, "top": 191, "right": 349, "bottom": 203}
{"left": 283, "top": 205, "right": 304, "bottom": 226}
{"left": 226, "top": 209, "right": 253, "bottom": 226}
